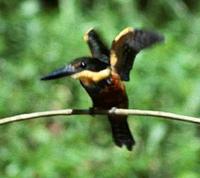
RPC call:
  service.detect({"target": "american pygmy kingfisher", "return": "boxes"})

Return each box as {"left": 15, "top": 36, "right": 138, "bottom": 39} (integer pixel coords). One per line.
{"left": 41, "top": 27, "right": 164, "bottom": 151}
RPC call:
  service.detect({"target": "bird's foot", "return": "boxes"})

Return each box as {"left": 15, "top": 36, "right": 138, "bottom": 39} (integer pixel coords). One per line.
{"left": 109, "top": 107, "right": 117, "bottom": 114}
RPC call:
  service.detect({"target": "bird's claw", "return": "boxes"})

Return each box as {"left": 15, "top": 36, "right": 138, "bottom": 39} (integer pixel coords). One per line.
{"left": 110, "top": 107, "right": 117, "bottom": 114}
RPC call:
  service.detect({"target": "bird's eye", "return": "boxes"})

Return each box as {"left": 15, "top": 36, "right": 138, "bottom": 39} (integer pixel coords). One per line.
{"left": 80, "top": 61, "right": 86, "bottom": 68}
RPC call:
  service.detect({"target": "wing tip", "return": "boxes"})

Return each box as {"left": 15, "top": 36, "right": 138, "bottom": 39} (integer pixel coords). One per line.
{"left": 135, "top": 28, "right": 165, "bottom": 43}
{"left": 83, "top": 27, "right": 95, "bottom": 42}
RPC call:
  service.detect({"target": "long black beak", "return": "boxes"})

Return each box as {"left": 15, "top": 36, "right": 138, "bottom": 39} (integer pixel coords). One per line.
{"left": 41, "top": 65, "right": 76, "bottom": 80}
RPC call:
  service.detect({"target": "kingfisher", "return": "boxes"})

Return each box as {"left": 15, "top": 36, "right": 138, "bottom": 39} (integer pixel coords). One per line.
{"left": 41, "top": 27, "right": 164, "bottom": 151}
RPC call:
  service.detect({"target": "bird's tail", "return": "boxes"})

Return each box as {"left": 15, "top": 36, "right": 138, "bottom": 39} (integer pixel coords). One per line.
{"left": 108, "top": 115, "right": 135, "bottom": 151}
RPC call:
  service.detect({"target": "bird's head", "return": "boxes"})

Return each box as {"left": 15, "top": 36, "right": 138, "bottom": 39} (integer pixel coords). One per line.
{"left": 41, "top": 57, "right": 109, "bottom": 81}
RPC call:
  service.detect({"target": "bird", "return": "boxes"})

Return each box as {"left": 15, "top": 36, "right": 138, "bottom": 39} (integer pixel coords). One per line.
{"left": 41, "top": 27, "right": 164, "bottom": 151}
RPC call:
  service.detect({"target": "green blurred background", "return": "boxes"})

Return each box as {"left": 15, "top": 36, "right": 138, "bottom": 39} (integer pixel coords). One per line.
{"left": 0, "top": 0, "right": 200, "bottom": 177}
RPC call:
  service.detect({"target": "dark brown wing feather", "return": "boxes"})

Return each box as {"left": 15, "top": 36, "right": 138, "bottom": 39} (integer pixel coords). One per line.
{"left": 110, "top": 27, "right": 164, "bottom": 81}
{"left": 84, "top": 28, "right": 110, "bottom": 64}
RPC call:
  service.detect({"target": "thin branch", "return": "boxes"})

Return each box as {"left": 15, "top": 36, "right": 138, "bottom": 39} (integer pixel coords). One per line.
{"left": 0, "top": 108, "right": 200, "bottom": 125}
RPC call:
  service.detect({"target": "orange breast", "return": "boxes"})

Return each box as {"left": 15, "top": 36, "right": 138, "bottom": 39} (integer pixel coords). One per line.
{"left": 93, "top": 73, "right": 128, "bottom": 109}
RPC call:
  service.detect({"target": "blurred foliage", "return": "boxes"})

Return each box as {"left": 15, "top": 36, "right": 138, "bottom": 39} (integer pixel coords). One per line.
{"left": 0, "top": 0, "right": 200, "bottom": 177}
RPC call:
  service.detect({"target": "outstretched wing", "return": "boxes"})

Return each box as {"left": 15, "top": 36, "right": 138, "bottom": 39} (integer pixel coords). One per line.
{"left": 84, "top": 28, "right": 110, "bottom": 64}
{"left": 110, "top": 27, "right": 164, "bottom": 81}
